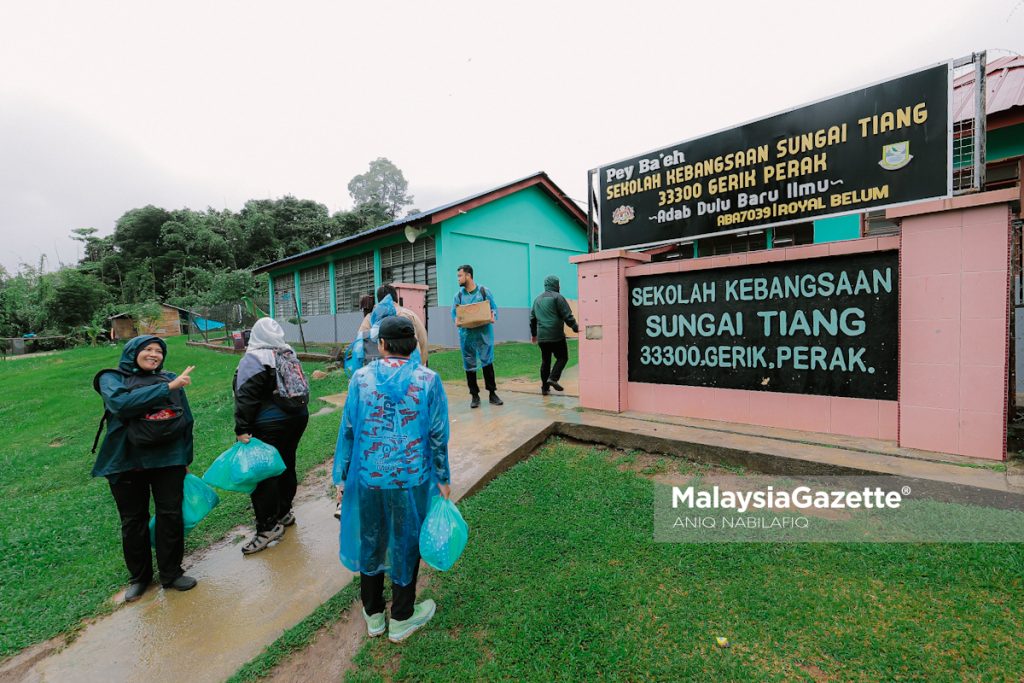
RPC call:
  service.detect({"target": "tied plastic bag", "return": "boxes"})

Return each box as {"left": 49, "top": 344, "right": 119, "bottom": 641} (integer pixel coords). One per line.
{"left": 148, "top": 473, "right": 220, "bottom": 547}
{"left": 202, "top": 437, "right": 286, "bottom": 493}
{"left": 419, "top": 496, "right": 469, "bottom": 571}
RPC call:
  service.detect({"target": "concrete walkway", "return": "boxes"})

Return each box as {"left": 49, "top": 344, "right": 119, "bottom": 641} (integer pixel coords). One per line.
{"left": 15, "top": 376, "right": 1021, "bottom": 682}
{"left": 15, "top": 385, "right": 577, "bottom": 683}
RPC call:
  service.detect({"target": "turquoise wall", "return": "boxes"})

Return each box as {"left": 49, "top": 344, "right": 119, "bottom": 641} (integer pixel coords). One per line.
{"left": 813, "top": 214, "right": 861, "bottom": 243}
{"left": 438, "top": 186, "right": 588, "bottom": 307}
{"left": 989, "top": 124, "right": 1024, "bottom": 162}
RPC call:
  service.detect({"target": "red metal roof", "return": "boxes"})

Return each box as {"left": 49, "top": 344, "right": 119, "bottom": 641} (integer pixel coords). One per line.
{"left": 953, "top": 55, "right": 1024, "bottom": 121}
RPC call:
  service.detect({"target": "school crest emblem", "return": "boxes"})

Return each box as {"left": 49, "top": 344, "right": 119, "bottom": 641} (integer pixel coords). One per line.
{"left": 879, "top": 141, "right": 912, "bottom": 171}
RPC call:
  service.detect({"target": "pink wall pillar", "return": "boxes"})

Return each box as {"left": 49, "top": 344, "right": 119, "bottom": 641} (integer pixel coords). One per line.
{"left": 570, "top": 250, "right": 651, "bottom": 412}
{"left": 890, "top": 190, "right": 1015, "bottom": 460}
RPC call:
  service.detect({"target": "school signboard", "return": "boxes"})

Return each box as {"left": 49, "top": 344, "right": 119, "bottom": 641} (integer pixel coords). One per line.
{"left": 626, "top": 251, "right": 899, "bottom": 400}
{"left": 596, "top": 63, "right": 951, "bottom": 250}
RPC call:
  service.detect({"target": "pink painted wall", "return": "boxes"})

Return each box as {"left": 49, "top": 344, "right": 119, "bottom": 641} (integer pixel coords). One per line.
{"left": 894, "top": 199, "right": 1012, "bottom": 460}
{"left": 572, "top": 191, "right": 1014, "bottom": 460}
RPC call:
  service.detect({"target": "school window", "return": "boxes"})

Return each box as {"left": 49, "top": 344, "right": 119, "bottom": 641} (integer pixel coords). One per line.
{"left": 380, "top": 236, "right": 437, "bottom": 306}
{"left": 770, "top": 223, "right": 816, "bottom": 248}
{"left": 273, "top": 275, "right": 296, "bottom": 321}
{"left": 335, "top": 253, "right": 375, "bottom": 313}
{"left": 699, "top": 230, "right": 770, "bottom": 256}
{"left": 299, "top": 265, "right": 330, "bottom": 316}
{"left": 863, "top": 210, "right": 900, "bottom": 237}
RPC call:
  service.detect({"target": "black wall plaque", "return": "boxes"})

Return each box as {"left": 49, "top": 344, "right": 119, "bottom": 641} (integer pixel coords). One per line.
{"left": 627, "top": 251, "right": 899, "bottom": 400}
{"left": 598, "top": 64, "right": 950, "bottom": 250}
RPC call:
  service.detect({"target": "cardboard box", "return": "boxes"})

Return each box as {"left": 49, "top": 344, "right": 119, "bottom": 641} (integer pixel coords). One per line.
{"left": 455, "top": 301, "right": 493, "bottom": 328}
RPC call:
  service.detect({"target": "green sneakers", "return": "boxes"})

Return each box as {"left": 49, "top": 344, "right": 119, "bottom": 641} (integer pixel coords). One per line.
{"left": 362, "top": 608, "right": 386, "bottom": 637}
{"left": 387, "top": 600, "right": 436, "bottom": 643}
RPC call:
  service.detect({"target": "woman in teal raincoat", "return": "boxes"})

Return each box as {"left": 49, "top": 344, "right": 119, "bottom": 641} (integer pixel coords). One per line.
{"left": 92, "top": 335, "right": 198, "bottom": 601}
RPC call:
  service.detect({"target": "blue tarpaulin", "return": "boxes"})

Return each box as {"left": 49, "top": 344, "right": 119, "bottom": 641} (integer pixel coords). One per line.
{"left": 193, "top": 317, "right": 225, "bottom": 331}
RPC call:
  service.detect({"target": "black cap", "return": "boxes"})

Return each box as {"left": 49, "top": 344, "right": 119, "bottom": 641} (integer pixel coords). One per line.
{"left": 378, "top": 316, "right": 415, "bottom": 340}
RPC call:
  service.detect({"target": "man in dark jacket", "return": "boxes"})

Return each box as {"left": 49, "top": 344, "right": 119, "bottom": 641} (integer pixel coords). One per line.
{"left": 529, "top": 275, "right": 579, "bottom": 395}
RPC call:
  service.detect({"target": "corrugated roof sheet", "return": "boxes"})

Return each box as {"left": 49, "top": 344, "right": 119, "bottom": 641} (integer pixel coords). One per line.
{"left": 253, "top": 171, "right": 584, "bottom": 274}
{"left": 953, "top": 55, "right": 1024, "bottom": 121}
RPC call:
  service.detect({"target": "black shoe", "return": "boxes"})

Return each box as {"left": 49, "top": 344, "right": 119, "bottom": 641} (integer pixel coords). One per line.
{"left": 489, "top": 391, "right": 504, "bottom": 406}
{"left": 548, "top": 381, "right": 564, "bottom": 392}
{"left": 541, "top": 383, "right": 550, "bottom": 396}
{"left": 470, "top": 394, "right": 481, "bottom": 409}
{"left": 162, "top": 575, "right": 198, "bottom": 591}
{"left": 125, "top": 581, "right": 150, "bottom": 602}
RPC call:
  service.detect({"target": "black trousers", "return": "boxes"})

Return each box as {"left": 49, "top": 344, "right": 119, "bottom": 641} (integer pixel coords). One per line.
{"left": 361, "top": 561, "right": 419, "bottom": 621}
{"left": 539, "top": 339, "right": 569, "bottom": 385}
{"left": 108, "top": 465, "right": 186, "bottom": 586}
{"left": 250, "top": 414, "right": 309, "bottom": 532}
{"left": 465, "top": 364, "right": 497, "bottom": 396}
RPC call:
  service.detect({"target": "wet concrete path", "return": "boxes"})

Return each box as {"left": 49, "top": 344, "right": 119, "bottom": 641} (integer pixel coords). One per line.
{"left": 17, "top": 381, "right": 579, "bottom": 683}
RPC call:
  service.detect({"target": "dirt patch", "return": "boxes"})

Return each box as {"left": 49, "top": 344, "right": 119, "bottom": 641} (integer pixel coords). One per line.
{"left": 48, "top": 438, "right": 63, "bottom": 448}
{"left": 263, "top": 570, "right": 432, "bottom": 680}
{"left": 265, "top": 606, "right": 366, "bottom": 683}
{"left": 0, "top": 635, "right": 68, "bottom": 682}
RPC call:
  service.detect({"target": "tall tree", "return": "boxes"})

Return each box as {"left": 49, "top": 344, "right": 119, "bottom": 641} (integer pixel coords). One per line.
{"left": 347, "top": 158, "right": 414, "bottom": 220}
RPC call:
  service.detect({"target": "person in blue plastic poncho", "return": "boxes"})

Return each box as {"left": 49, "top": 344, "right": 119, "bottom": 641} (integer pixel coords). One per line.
{"left": 334, "top": 316, "right": 452, "bottom": 643}
{"left": 450, "top": 264, "right": 503, "bottom": 409}
{"left": 92, "top": 336, "right": 198, "bottom": 601}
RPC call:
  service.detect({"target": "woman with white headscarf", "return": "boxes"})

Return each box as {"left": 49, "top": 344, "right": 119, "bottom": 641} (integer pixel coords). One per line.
{"left": 233, "top": 318, "right": 310, "bottom": 554}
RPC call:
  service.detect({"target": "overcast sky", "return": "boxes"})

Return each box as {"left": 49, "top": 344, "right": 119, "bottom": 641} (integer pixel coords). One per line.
{"left": 0, "top": 0, "right": 1019, "bottom": 273}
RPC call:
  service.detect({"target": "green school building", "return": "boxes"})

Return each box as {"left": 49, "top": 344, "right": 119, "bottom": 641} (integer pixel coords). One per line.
{"left": 253, "top": 172, "right": 588, "bottom": 347}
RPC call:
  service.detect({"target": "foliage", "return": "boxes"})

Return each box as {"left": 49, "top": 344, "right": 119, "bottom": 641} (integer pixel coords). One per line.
{"left": 0, "top": 159, "right": 417, "bottom": 338}
{"left": 44, "top": 269, "right": 111, "bottom": 329}
{"left": 347, "top": 157, "right": 415, "bottom": 220}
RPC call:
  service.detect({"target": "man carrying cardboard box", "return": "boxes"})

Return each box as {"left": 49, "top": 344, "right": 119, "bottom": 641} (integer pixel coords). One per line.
{"left": 450, "top": 264, "right": 503, "bottom": 409}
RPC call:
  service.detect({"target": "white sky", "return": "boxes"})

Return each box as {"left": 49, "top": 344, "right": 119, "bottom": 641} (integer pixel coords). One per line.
{"left": 0, "top": 0, "right": 1020, "bottom": 272}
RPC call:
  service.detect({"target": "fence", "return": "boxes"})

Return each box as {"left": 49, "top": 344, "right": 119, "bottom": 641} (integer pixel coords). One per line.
{"left": 186, "top": 298, "right": 269, "bottom": 344}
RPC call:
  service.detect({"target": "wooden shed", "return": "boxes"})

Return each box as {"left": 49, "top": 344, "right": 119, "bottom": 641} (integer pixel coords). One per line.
{"left": 109, "top": 304, "right": 189, "bottom": 340}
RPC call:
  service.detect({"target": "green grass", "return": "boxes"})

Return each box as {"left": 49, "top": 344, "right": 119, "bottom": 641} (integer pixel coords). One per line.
{"left": 0, "top": 338, "right": 561, "bottom": 659}
{"left": 345, "top": 440, "right": 1024, "bottom": 682}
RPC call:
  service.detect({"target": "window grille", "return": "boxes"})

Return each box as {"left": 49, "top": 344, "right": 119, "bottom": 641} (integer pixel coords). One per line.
{"left": 299, "top": 265, "right": 330, "bottom": 316}
{"left": 273, "top": 275, "right": 296, "bottom": 321}
{"left": 952, "top": 52, "right": 987, "bottom": 194}
{"left": 335, "top": 253, "right": 375, "bottom": 313}
{"left": 380, "top": 236, "right": 438, "bottom": 306}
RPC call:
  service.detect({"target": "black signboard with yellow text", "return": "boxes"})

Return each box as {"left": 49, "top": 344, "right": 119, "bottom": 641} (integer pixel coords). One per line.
{"left": 597, "top": 64, "right": 951, "bottom": 250}
{"left": 627, "top": 251, "right": 899, "bottom": 400}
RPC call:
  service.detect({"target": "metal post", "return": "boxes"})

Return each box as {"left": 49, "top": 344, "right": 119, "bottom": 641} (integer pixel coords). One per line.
{"left": 973, "top": 51, "right": 987, "bottom": 192}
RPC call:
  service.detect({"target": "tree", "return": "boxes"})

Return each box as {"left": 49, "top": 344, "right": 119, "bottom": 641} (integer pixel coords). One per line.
{"left": 347, "top": 158, "right": 414, "bottom": 220}
{"left": 44, "top": 269, "right": 111, "bottom": 328}
{"left": 331, "top": 201, "right": 392, "bottom": 239}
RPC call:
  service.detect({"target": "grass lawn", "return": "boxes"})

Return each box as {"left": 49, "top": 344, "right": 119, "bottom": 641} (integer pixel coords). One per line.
{"left": 345, "top": 440, "right": 1024, "bottom": 682}
{"left": 0, "top": 337, "right": 568, "bottom": 659}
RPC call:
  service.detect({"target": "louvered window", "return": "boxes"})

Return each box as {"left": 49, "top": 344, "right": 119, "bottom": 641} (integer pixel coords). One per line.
{"left": 335, "top": 253, "right": 375, "bottom": 312}
{"left": 380, "top": 236, "right": 437, "bottom": 306}
{"left": 299, "top": 265, "right": 330, "bottom": 316}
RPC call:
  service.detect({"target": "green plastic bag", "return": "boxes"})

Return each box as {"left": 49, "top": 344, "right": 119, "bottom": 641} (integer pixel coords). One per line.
{"left": 419, "top": 496, "right": 469, "bottom": 571}
{"left": 202, "top": 437, "right": 286, "bottom": 494}
{"left": 148, "top": 473, "right": 220, "bottom": 547}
